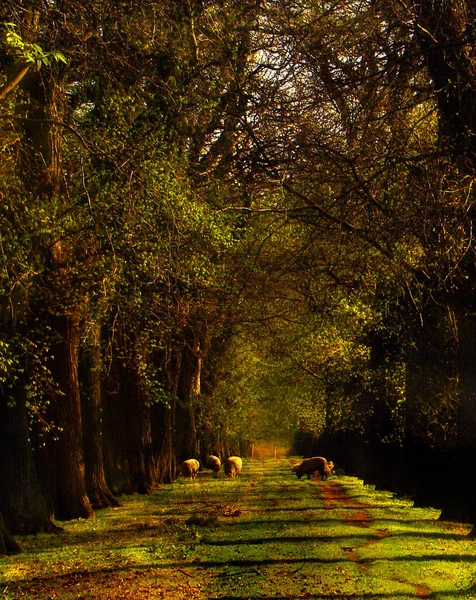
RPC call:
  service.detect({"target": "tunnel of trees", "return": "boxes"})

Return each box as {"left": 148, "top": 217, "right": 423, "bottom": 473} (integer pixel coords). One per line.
{"left": 1, "top": 0, "right": 475, "bottom": 552}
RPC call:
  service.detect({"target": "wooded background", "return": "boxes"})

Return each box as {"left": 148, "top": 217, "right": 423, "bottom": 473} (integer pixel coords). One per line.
{"left": 1, "top": 0, "right": 475, "bottom": 552}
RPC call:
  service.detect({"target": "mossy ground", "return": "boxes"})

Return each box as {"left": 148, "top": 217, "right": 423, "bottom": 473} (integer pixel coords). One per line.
{"left": 1, "top": 458, "right": 475, "bottom": 599}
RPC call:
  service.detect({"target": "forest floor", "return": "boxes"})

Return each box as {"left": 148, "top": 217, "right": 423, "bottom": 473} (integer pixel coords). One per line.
{"left": 1, "top": 458, "right": 476, "bottom": 599}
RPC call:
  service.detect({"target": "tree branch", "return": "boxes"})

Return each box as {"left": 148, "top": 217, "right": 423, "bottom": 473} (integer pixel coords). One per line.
{"left": 0, "top": 65, "right": 30, "bottom": 102}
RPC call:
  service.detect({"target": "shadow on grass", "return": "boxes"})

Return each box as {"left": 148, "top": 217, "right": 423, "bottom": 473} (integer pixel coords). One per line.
{"left": 37, "top": 524, "right": 465, "bottom": 559}
{"left": 212, "top": 517, "right": 454, "bottom": 529}
{"left": 154, "top": 552, "right": 476, "bottom": 570}
{"left": 8, "top": 551, "right": 476, "bottom": 589}
{"left": 200, "top": 529, "right": 468, "bottom": 545}
{"left": 35, "top": 516, "right": 465, "bottom": 554}
{"left": 160, "top": 504, "right": 432, "bottom": 517}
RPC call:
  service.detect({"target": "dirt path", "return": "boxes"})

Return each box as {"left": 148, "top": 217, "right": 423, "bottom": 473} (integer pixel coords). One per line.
{"left": 321, "top": 479, "right": 373, "bottom": 524}
{"left": 321, "top": 479, "right": 382, "bottom": 562}
{"left": 320, "top": 479, "right": 433, "bottom": 598}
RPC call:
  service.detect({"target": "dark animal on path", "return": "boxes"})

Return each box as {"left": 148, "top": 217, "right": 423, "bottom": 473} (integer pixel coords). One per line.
{"left": 178, "top": 459, "right": 200, "bottom": 479}
{"left": 206, "top": 455, "right": 221, "bottom": 476}
{"left": 224, "top": 456, "right": 242, "bottom": 477}
{"left": 292, "top": 456, "right": 332, "bottom": 480}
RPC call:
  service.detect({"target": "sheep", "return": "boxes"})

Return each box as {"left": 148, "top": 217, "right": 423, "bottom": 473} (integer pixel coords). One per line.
{"left": 206, "top": 455, "right": 221, "bottom": 476}
{"left": 292, "top": 456, "right": 332, "bottom": 480}
{"left": 178, "top": 459, "right": 200, "bottom": 479}
{"left": 224, "top": 456, "right": 242, "bottom": 478}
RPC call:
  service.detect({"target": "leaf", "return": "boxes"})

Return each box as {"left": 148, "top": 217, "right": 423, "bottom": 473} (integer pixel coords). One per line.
{"left": 54, "top": 51, "right": 67, "bottom": 64}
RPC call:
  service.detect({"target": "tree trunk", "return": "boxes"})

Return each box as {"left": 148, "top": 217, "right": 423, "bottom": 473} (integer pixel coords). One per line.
{"left": 0, "top": 512, "right": 21, "bottom": 556}
{"left": 413, "top": 0, "right": 476, "bottom": 525}
{"left": 152, "top": 344, "right": 183, "bottom": 483}
{"left": 80, "top": 321, "right": 120, "bottom": 508}
{"left": 174, "top": 331, "right": 202, "bottom": 460}
{"left": 0, "top": 384, "right": 57, "bottom": 534}
{"left": 438, "top": 312, "right": 476, "bottom": 523}
{"left": 456, "top": 308, "right": 476, "bottom": 447}
{"left": 103, "top": 334, "right": 153, "bottom": 494}
{"left": 152, "top": 401, "right": 176, "bottom": 484}
{"left": 15, "top": 46, "right": 94, "bottom": 522}
{"left": 48, "top": 311, "right": 94, "bottom": 520}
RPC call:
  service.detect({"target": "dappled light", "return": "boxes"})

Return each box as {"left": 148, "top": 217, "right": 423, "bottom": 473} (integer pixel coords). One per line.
{"left": 2, "top": 459, "right": 476, "bottom": 599}
{"left": 1, "top": 0, "right": 476, "bottom": 575}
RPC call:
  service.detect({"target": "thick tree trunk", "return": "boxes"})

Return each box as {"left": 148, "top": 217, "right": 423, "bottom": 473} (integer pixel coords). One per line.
{"left": 152, "top": 345, "right": 183, "bottom": 483}
{"left": 48, "top": 311, "right": 93, "bottom": 520}
{"left": 438, "top": 312, "right": 476, "bottom": 523}
{"left": 16, "top": 49, "right": 94, "bottom": 522}
{"left": 103, "top": 335, "right": 153, "bottom": 495}
{"left": 413, "top": 0, "right": 476, "bottom": 526}
{"left": 80, "top": 321, "right": 120, "bottom": 509}
{"left": 174, "top": 331, "right": 202, "bottom": 460}
{"left": 0, "top": 385, "right": 57, "bottom": 534}
{"left": 0, "top": 512, "right": 21, "bottom": 556}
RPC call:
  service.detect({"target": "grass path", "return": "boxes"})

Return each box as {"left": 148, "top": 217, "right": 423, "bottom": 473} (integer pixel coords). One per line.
{"left": 1, "top": 458, "right": 476, "bottom": 599}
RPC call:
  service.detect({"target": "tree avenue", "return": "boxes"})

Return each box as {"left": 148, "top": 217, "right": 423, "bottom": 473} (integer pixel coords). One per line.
{"left": 0, "top": 0, "right": 475, "bottom": 552}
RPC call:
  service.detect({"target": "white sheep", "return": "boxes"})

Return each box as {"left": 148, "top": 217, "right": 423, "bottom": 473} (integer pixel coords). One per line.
{"left": 224, "top": 456, "right": 242, "bottom": 478}
{"left": 178, "top": 459, "right": 200, "bottom": 479}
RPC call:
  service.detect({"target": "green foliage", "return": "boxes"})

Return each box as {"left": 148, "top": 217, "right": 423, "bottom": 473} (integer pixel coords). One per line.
{"left": 0, "top": 339, "right": 17, "bottom": 387}
{"left": 202, "top": 293, "right": 378, "bottom": 449}
{"left": 3, "top": 23, "right": 67, "bottom": 69}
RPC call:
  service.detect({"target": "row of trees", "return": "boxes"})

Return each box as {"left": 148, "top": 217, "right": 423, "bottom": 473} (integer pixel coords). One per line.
{"left": 0, "top": 0, "right": 266, "bottom": 553}
{"left": 1, "top": 0, "right": 475, "bottom": 552}
{"left": 259, "top": 0, "right": 476, "bottom": 528}
{"left": 197, "top": 0, "right": 476, "bottom": 529}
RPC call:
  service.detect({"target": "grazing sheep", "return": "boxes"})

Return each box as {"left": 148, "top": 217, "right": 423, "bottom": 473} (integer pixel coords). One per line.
{"left": 292, "top": 456, "right": 332, "bottom": 480}
{"left": 224, "top": 456, "right": 242, "bottom": 478}
{"left": 206, "top": 455, "right": 221, "bottom": 476}
{"left": 178, "top": 459, "right": 200, "bottom": 479}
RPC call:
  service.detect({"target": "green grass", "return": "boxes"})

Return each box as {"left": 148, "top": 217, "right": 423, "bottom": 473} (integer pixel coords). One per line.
{"left": 1, "top": 458, "right": 475, "bottom": 599}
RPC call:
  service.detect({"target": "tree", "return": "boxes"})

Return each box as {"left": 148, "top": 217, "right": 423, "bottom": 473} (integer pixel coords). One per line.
{"left": 80, "top": 321, "right": 119, "bottom": 508}
{"left": 0, "top": 2, "right": 90, "bottom": 536}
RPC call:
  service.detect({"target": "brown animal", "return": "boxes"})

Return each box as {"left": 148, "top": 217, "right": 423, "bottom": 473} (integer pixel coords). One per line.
{"left": 206, "top": 455, "right": 221, "bottom": 476}
{"left": 224, "top": 456, "right": 242, "bottom": 478}
{"left": 292, "top": 456, "right": 332, "bottom": 480}
{"left": 178, "top": 459, "right": 200, "bottom": 479}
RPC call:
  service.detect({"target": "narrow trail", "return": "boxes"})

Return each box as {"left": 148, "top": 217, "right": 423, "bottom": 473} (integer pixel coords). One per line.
{"left": 321, "top": 479, "right": 373, "bottom": 525}
{"left": 318, "top": 479, "right": 432, "bottom": 598}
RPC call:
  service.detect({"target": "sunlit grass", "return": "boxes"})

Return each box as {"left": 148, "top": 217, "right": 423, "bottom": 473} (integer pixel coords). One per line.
{"left": 1, "top": 457, "right": 476, "bottom": 599}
